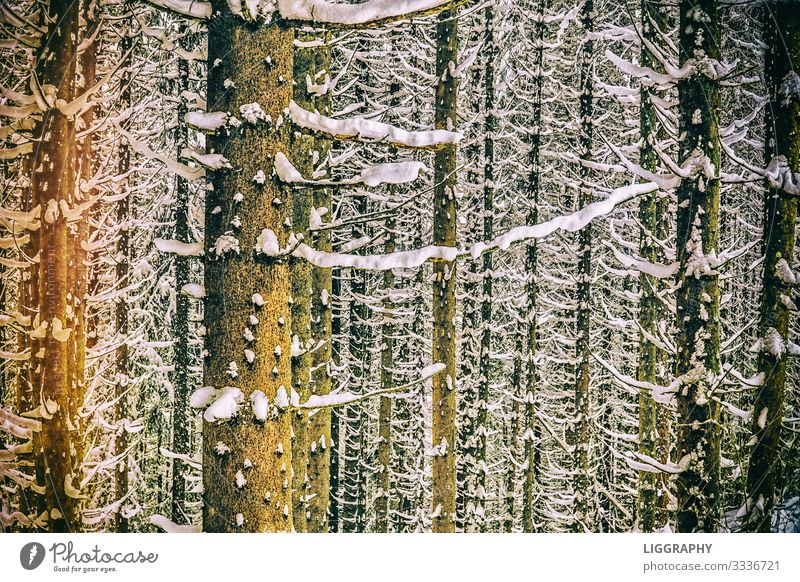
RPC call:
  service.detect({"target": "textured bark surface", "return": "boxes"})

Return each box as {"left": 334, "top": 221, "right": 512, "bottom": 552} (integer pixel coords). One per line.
{"left": 32, "top": 0, "right": 83, "bottom": 533}
{"left": 675, "top": 0, "right": 722, "bottom": 533}
{"left": 572, "top": 0, "right": 594, "bottom": 532}
{"left": 203, "top": 7, "right": 294, "bottom": 532}
{"left": 743, "top": 1, "right": 799, "bottom": 533}
{"left": 636, "top": 0, "right": 671, "bottom": 533}
{"left": 171, "top": 24, "right": 193, "bottom": 526}
{"left": 431, "top": 8, "right": 459, "bottom": 534}
{"left": 522, "top": 0, "right": 548, "bottom": 534}
{"left": 302, "top": 35, "right": 333, "bottom": 535}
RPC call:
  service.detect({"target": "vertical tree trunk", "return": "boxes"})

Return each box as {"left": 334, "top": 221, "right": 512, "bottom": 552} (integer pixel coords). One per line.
{"left": 305, "top": 36, "right": 333, "bottom": 535}
{"left": 202, "top": 5, "right": 294, "bottom": 532}
{"left": 572, "top": 0, "right": 594, "bottom": 532}
{"left": 289, "top": 31, "right": 319, "bottom": 534}
{"left": 376, "top": 220, "right": 395, "bottom": 532}
{"left": 114, "top": 15, "right": 131, "bottom": 533}
{"left": 522, "top": 0, "right": 548, "bottom": 534}
{"left": 637, "top": 0, "right": 671, "bottom": 533}
{"left": 743, "top": 1, "right": 799, "bottom": 533}
{"left": 674, "top": 0, "right": 722, "bottom": 533}
{"left": 431, "top": 8, "right": 459, "bottom": 533}
{"left": 171, "top": 25, "right": 192, "bottom": 526}
{"left": 475, "top": 2, "right": 496, "bottom": 534}
{"left": 33, "top": 0, "right": 82, "bottom": 533}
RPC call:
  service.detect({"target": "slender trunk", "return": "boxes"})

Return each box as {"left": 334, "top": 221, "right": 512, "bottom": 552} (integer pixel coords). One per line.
{"left": 674, "top": 0, "right": 722, "bottom": 533}
{"left": 202, "top": 5, "right": 294, "bottom": 532}
{"left": 572, "top": 0, "right": 594, "bottom": 532}
{"left": 431, "top": 8, "right": 459, "bottom": 533}
{"left": 329, "top": 269, "right": 342, "bottom": 532}
{"left": 475, "top": 2, "right": 496, "bottom": 534}
{"left": 743, "top": 1, "right": 799, "bottom": 533}
{"left": 522, "top": 0, "right": 548, "bottom": 534}
{"left": 305, "top": 36, "right": 333, "bottom": 535}
{"left": 637, "top": 0, "right": 671, "bottom": 533}
{"left": 376, "top": 221, "right": 395, "bottom": 532}
{"left": 171, "top": 26, "right": 193, "bottom": 526}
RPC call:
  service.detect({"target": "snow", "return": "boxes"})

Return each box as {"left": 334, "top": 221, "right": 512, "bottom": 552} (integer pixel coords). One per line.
{"left": 252, "top": 293, "right": 266, "bottom": 307}
{"left": 181, "top": 148, "right": 232, "bottom": 171}
{"left": 277, "top": 0, "right": 456, "bottom": 25}
{"left": 203, "top": 387, "right": 244, "bottom": 423}
{"left": 274, "top": 152, "right": 304, "bottom": 183}
{"left": 757, "top": 408, "right": 769, "bottom": 430}
{"left": 145, "top": 0, "right": 211, "bottom": 19}
{"left": 766, "top": 156, "right": 800, "bottom": 196}
{"left": 181, "top": 284, "right": 205, "bottom": 299}
{"left": 190, "top": 387, "right": 217, "bottom": 409}
{"left": 256, "top": 229, "right": 281, "bottom": 257}
{"left": 185, "top": 111, "right": 228, "bottom": 132}
{"left": 287, "top": 101, "right": 462, "bottom": 148}
{"left": 150, "top": 514, "right": 201, "bottom": 533}
{"left": 240, "top": 102, "right": 270, "bottom": 125}
{"left": 360, "top": 161, "right": 426, "bottom": 187}
{"left": 250, "top": 390, "right": 269, "bottom": 421}
{"left": 421, "top": 363, "right": 446, "bottom": 380}
{"left": 154, "top": 238, "right": 204, "bottom": 256}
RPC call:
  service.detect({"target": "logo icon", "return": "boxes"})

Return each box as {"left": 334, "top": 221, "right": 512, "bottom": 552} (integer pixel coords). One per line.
{"left": 20, "top": 542, "right": 46, "bottom": 570}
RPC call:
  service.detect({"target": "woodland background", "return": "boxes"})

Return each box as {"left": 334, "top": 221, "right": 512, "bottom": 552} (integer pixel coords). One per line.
{"left": 0, "top": 0, "right": 799, "bottom": 534}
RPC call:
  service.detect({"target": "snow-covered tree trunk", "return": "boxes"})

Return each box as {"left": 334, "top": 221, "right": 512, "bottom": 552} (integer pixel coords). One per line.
{"left": 636, "top": 0, "right": 671, "bottom": 533}
{"left": 572, "top": 0, "right": 595, "bottom": 532}
{"left": 171, "top": 23, "right": 194, "bottom": 526}
{"left": 33, "top": 0, "right": 84, "bottom": 533}
{"left": 202, "top": 5, "right": 294, "bottom": 532}
{"left": 431, "top": 7, "right": 460, "bottom": 534}
{"left": 305, "top": 35, "right": 333, "bottom": 535}
{"left": 674, "top": 0, "right": 722, "bottom": 533}
{"left": 743, "top": 1, "right": 799, "bottom": 533}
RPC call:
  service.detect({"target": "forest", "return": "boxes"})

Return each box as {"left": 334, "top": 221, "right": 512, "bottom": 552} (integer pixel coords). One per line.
{"left": 0, "top": 0, "right": 798, "bottom": 535}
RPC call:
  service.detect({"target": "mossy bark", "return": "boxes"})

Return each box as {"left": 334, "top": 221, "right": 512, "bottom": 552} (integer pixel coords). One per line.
{"left": 674, "top": 0, "right": 722, "bottom": 533}
{"left": 203, "top": 7, "right": 294, "bottom": 532}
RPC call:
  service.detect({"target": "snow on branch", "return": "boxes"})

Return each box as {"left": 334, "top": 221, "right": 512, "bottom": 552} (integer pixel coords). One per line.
{"left": 274, "top": 152, "right": 427, "bottom": 187}
{"left": 287, "top": 101, "right": 463, "bottom": 149}
{"left": 143, "top": 0, "right": 212, "bottom": 19}
{"left": 150, "top": 514, "right": 201, "bottom": 533}
{"left": 277, "top": 0, "right": 469, "bottom": 28}
{"left": 257, "top": 182, "right": 659, "bottom": 270}
{"left": 113, "top": 122, "right": 205, "bottom": 182}
{"left": 154, "top": 238, "right": 204, "bottom": 257}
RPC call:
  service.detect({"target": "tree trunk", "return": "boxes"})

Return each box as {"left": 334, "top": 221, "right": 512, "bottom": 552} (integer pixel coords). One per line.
{"left": 674, "top": 0, "right": 722, "bottom": 533}
{"left": 572, "top": 0, "right": 594, "bottom": 532}
{"left": 202, "top": 5, "right": 294, "bottom": 532}
{"left": 33, "top": 0, "right": 83, "bottom": 533}
{"left": 636, "top": 0, "right": 671, "bottom": 533}
{"left": 743, "top": 1, "right": 799, "bottom": 533}
{"left": 431, "top": 8, "right": 459, "bottom": 533}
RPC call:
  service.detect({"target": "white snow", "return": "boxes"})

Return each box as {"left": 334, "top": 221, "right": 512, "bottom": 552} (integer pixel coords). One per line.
{"left": 256, "top": 229, "right": 281, "bottom": 256}
{"left": 203, "top": 387, "right": 244, "bottom": 423}
{"left": 185, "top": 111, "right": 228, "bottom": 132}
{"left": 250, "top": 390, "right": 269, "bottom": 421}
{"left": 154, "top": 238, "right": 204, "bottom": 257}
{"left": 277, "top": 0, "right": 455, "bottom": 25}
{"left": 287, "top": 101, "right": 462, "bottom": 148}
{"left": 181, "top": 284, "right": 205, "bottom": 299}
{"left": 149, "top": 514, "right": 201, "bottom": 533}
{"left": 145, "top": 0, "right": 211, "bottom": 19}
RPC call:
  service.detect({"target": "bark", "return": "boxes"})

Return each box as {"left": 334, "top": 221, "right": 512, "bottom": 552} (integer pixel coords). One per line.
{"left": 637, "top": 0, "right": 671, "bottom": 533}
{"left": 376, "top": 220, "right": 395, "bottom": 532}
{"left": 522, "top": 0, "right": 548, "bottom": 534}
{"left": 431, "top": 8, "right": 459, "bottom": 533}
{"left": 32, "top": 0, "right": 83, "bottom": 533}
{"left": 743, "top": 1, "right": 799, "bottom": 533}
{"left": 674, "top": 0, "right": 722, "bottom": 533}
{"left": 171, "top": 24, "right": 193, "bottom": 526}
{"left": 305, "top": 35, "right": 333, "bottom": 535}
{"left": 572, "top": 0, "right": 594, "bottom": 532}
{"left": 202, "top": 5, "right": 294, "bottom": 532}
